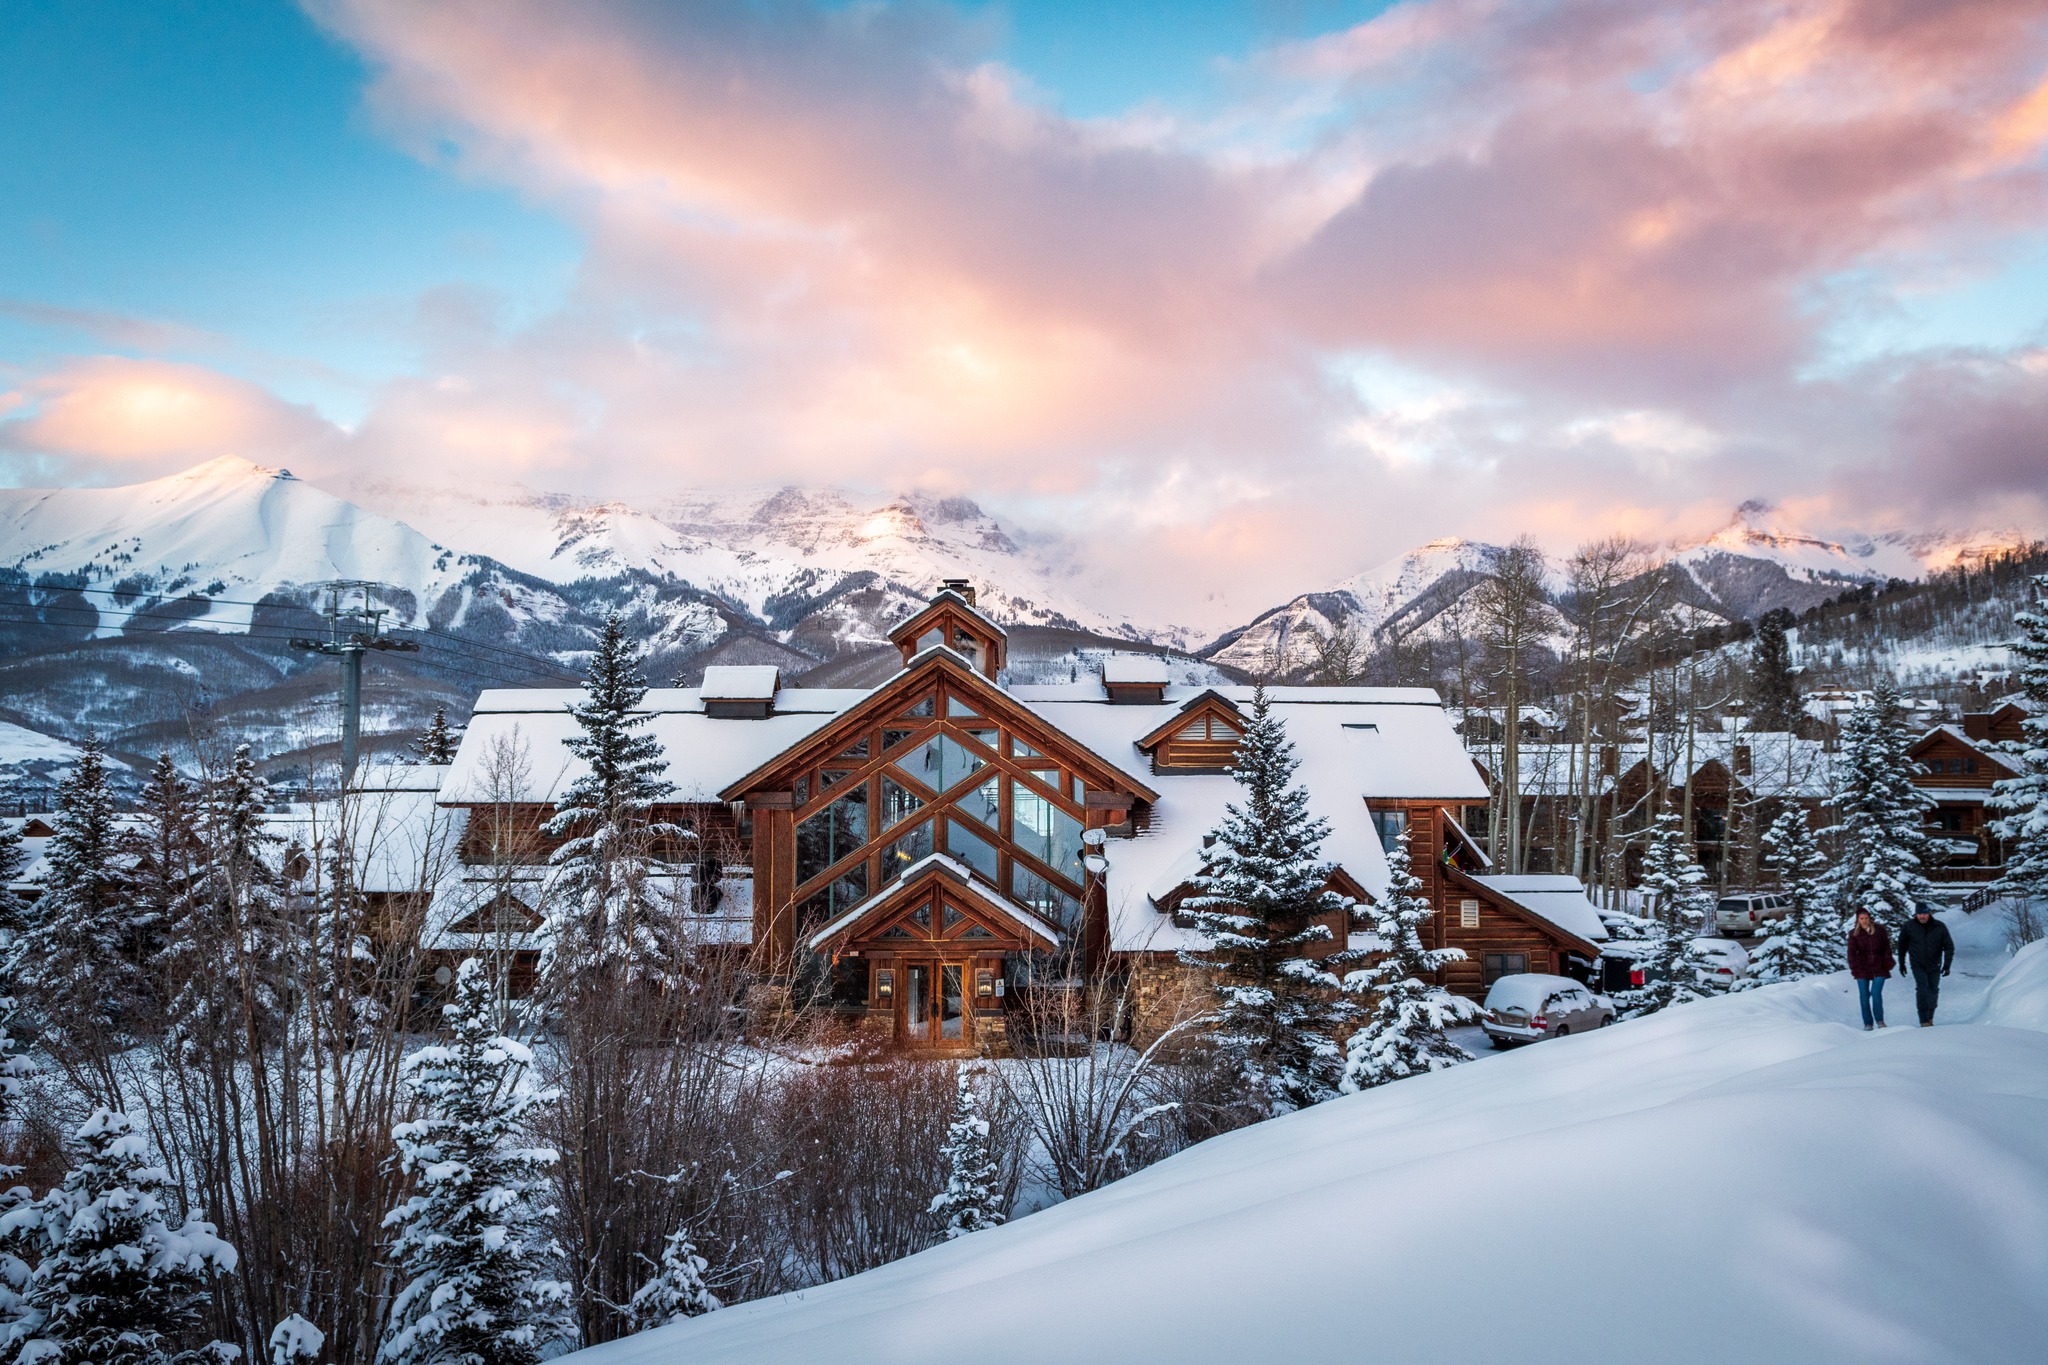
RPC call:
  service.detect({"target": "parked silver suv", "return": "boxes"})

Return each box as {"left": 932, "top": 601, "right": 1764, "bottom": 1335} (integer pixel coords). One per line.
{"left": 1481, "top": 974, "right": 1614, "bottom": 1048}
{"left": 1714, "top": 892, "right": 1791, "bottom": 936}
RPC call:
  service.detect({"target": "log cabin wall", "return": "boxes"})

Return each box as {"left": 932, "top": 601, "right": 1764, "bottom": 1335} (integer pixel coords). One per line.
{"left": 1436, "top": 891, "right": 1559, "bottom": 999}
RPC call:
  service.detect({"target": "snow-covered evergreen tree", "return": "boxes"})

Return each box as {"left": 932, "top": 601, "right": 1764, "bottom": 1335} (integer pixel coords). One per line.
{"left": 167, "top": 745, "right": 290, "bottom": 1039}
{"left": 1748, "top": 608, "right": 1802, "bottom": 733}
{"left": 1179, "top": 687, "right": 1360, "bottom": 1111}
{"left": 0, "top": 819, "right": 25, "bottom": 936}
{"left": 10, "top": 738, "right": 140, "bottom": 1065}
{"left": 0, "top": 1108, "right": 237, "bottom": 1365}
{"left": 1617, "top": 813, "right": 1714, "bottom": 1017}
{"left": 125, "top": 754, "right": 202, "bottom": 995}
{"left": 409, "top": 708, "right": 459, "bottom": 766}
{"left": 1827, "top": 679, "right": 1931, "bottom": 930}
{"left": 623, "top": 1226, "right": 720, "bottom": 1332}
{"left": 927, "top": 1067, "right": 1005, "bottom": 1240}
{"left": 1746, "top": 808, "right": 1843, "bottom": 985}
{"left": 381, "top": 957, "right": 572, "bottom": 1365}
{"left": 1992, "top": 574, "right": 2048, "bottom": 907}
{"left": 0, "top": 873, "right": 38, "bottom": 1334}
{"left": 541, "top": 613, "right": 685, "bottom": 992}
{"left": 1340, "top": 831, "right": 1478, "bottom": 1091}
{"left": 267, "top": 1313, "right": 324, "bottom": 1365}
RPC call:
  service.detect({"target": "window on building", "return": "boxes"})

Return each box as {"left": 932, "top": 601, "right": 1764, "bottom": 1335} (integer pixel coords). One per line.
{"left": 1012, "top": 786, "right": 1085, "bottom": 882}
{"left": 1372, "top": 809, "right": 1408, "bottom": 853}
{"left": 895, "top": 733, "right": 985, "bottom": 795}
{"left": 1010, "top": 865, "right": 1082, "bottom": 932}
{"left": 945, "top": 818, "right": 1000, "bottom": 883}
{"left": 1482, "top": 952, "right": 1528, "bottom": 985}
{"left": 796, "top": 786, "right": 868, "bottom": 886}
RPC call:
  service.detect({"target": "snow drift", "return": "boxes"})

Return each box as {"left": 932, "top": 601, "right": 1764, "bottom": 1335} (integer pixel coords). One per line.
{"left": 574, "top": 920, "right": 2048, "bottom": 1365}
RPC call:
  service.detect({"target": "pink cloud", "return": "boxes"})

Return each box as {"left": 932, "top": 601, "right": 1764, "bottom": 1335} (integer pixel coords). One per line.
{"left": 19, "top": 0, "right": 2021, "bottom": 628}
{"left": 0, "top": 357, "right": 337, "bottom": 470}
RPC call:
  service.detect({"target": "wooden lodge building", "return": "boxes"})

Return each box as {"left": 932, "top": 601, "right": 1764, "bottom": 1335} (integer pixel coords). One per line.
{"left": 412, "top": 584, "right": 1607, "bottom": 1052}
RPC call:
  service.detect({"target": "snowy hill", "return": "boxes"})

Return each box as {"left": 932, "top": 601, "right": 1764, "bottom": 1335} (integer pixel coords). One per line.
{"left": 0, "top": 460, "right": 1202, "bottom": 771}
{"left": 1203, "top": 507, "right": 2028, "bottom": 676}
{"left": 1203, "top": 537, "right": 1508, "bottom": 673}
{"left": 569, "top": 918, "right": 2048, "bottom": 1365}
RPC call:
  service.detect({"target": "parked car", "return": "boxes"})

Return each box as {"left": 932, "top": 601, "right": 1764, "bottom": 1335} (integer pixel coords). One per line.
{"left": 1714, "top": 892, "right": 1792, "bottom": 936}
{"left": 1689, "top": 937, "right": 1750, "bottom": 988}
{"left": 1481, "top": 974, "right": 1615, "bottom": 1048}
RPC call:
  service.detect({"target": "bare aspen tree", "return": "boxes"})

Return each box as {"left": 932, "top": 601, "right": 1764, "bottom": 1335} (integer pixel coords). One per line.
{"left": 1474, "top": 539, "right": 1548, "bottom": 874}
{"left": 1563, "top": 539, "right": 1664, "bottom": 884}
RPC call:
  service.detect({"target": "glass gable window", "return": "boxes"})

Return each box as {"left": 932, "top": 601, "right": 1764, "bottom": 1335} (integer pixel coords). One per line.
{"left": 946, "top": 818, "right": 999, "bottom": 883}
{"left": 795, "top": 868, "right": 870, "bottom": 934}
{"left": 1012, "top": 786, "right": 1084, "bottom": 882}
{"left": 1010, "top": 865, "right": 1082, "bottom": 932}
{"left": 957, "top": 774, "right": 1001, "bottom": 830}
{"left": 947, "top": 695, "right": 981, "bottom": 718}
{"left": 880, "top": 820, "right": 935, "bottom": 886}
{"left": 796, "top": 786, "right": 869, "bottom": 886}
{"left": 896, "top": 734, "right": 985, "bottom": 795}
{"left": 880, "top": 776, "right": 924, "bottom": 830}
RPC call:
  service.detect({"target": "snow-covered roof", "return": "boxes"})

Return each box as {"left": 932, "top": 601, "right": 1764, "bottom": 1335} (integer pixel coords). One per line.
{"left": 266, "top": 768, "right": 466, "bottom": 895}
{"left": 442, "top": 687, "right": 870, "bottom": 804}
{"left": 1012, "top": 684, "right": 1484, "bottom": 952}
{"left": 1101, "top": 655, "right": 1172, "bottom": 685}
{"left": 1469, "top": 874, "right": 1608, "bottom": 944}
{"left": 699, "top": 665, "right": 780, "bottom": 701}
{"left": 421, "top": 868, "right": 753, "bottom": 952}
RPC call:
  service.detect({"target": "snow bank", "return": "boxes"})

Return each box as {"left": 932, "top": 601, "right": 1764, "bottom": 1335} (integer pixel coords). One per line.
{"left": 1980, "top": 938, "right": 2048, "bottom": 1033}
{"left": 573, "top": 938, "right": 2048, "bottom": 1365}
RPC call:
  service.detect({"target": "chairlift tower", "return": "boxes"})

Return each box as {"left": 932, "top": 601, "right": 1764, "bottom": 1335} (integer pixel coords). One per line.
{"left": 290, "top": 580, "right": 419, "bottom": 779}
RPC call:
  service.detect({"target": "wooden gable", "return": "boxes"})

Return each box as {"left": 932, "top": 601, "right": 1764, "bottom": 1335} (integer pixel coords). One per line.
{"left": 1136, "top": 691, "right": 1248, "bottom": 773}
{"left": 446, "top": 891, "right": 543, "bottom": 935}
{"left": 887, "top": 590, "right": 1008, "bottom": 679}
{"left": 719, "top": 648, "right": 1156, "bottom": 807}
{"left": 1908, "top": 728, "right": 2013, "bottom": 788}
{"left": 807, "top": 858, "right": 1058, "bottom": 956}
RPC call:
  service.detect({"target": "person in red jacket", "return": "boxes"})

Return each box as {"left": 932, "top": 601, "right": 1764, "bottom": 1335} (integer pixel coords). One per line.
{"left": 1846, "top": 909, "right": 1894, "bottom": 1030}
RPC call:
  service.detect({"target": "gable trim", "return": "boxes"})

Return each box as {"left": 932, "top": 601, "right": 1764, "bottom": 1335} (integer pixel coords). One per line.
{"left": 803, "top": 854, "right": 1061, "bottom": 953}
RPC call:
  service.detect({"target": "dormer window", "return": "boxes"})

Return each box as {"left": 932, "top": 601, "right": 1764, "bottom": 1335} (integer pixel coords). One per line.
{"left": 1151, "top": 714, "right": 1242, "bottom": 771}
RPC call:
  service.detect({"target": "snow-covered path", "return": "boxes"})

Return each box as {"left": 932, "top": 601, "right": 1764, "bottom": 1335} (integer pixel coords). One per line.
{"left": 574, "top": 914, "right": 2048, "bottom": 1365}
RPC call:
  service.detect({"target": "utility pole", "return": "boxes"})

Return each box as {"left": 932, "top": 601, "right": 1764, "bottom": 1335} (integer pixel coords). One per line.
{"left": 290, "top": 581, "right": 419, "bottom": 781}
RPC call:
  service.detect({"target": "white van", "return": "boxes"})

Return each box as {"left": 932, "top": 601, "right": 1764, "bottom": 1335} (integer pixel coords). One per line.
{"left": 1714, "top": 892, "right": 1791, "bottom": 936}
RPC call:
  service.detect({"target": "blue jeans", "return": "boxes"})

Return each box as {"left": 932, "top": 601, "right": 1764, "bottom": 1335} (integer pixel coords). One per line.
{"left": 1856, "top": 976, "right": 1886, "bottom": 1028}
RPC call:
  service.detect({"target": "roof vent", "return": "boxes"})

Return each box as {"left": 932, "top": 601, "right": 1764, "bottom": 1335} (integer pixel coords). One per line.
{"left": 700, "top": 665, "right": 780, "bottom": 719}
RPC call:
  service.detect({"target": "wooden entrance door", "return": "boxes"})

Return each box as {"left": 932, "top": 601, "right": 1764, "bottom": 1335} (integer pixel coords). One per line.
{"left": 901, "top": 961, "right": 966, "bottom": 1045}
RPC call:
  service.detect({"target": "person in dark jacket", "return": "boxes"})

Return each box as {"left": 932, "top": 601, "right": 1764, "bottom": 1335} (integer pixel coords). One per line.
{"left": 1897, "top": 906, "right": 1956, "bottom": 1026}
{"left": 1847, "top": 909, "right": 1893, "bottom": 1030}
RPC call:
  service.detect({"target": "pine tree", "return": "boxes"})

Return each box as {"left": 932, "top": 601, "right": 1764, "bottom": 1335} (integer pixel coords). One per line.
{"left": 0, "top": 819, "right": 24, "bottom": 936}
{"left": 927, "top": 1067, "right": 1005, "bottom": 1241}
{"left": 1991, "top": 574, "right": 2048, "bottom": 906}
{"left": 124, "top": 755, "right": 203, "bottom": 1000}
{"left": 381, "top": 958, "right": 572, "bottom": 1365}
{"left": 1749, "top": 608, "right": 1803, "bottom": 733}
{"left": 1340, "top": 832, "right": 1479, "bottom": 1091}
{"left": 1179, "top": 687, "right": 1360, "bottom": 1111}
{"left": 1617, "top": 813, "right": 1715, "bottom": 1017}
{"left": 542, "top": 613, "right": 683, "bottom": 991}
{"left": 167, "top": 745, "right": 290, "bottom": 1041}
{"left": 623, "top": 1226, "right": 720, "bottom": 1332}
{"left": 1828, "top": 680, "right": 1930, "bottom": 931}
{"left": 410, "top": 708, "right": 459, "bottom": 766}
{"left": 9, "top": 738, "right": 139, "bottom": 1079}
{"left": 0, "top": 1108, "right": 237, "bottom": 1365}
{"left": 267, "top": 1314, "right": 324, "bottom": 1364}
{"left": 0, "top": 874, "right": 38, "bottom": 1333}
{"left": 1746, "top": 808, "right": 1843, "bottom": 985}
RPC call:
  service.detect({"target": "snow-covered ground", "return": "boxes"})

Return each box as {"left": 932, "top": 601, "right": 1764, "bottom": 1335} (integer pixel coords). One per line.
{"left": 575, "top": 909, "right": 2047, "bottom": 1365}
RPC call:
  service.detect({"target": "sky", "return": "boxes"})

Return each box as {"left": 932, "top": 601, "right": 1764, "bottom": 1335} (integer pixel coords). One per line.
{"left": 3, "top": 0, "right": 2047, "bottom": 632}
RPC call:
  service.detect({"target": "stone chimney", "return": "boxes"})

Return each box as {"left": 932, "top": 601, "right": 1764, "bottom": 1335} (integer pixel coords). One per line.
{"left": 941, "top": 577, "right": 976, "bottom": 606}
